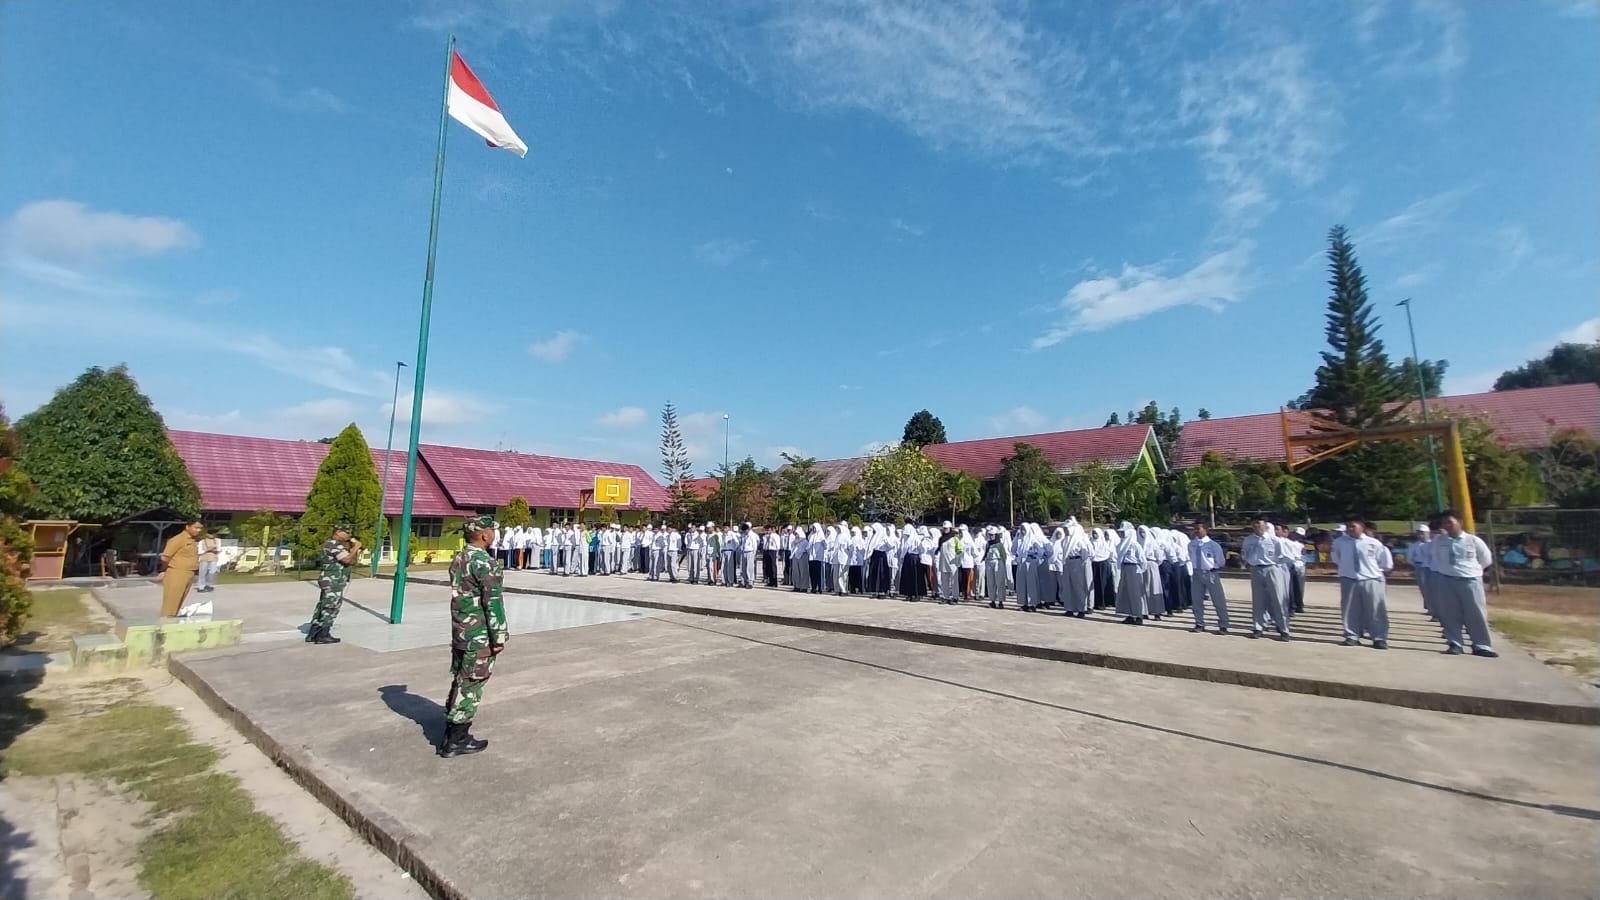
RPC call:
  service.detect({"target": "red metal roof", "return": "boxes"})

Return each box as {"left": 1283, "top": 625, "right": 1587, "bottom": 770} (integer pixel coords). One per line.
{"left": 419, "top": 444, "right": 671, "bottom": 511}
{"left": 921, "top": 424, "right": 1158, "bottom": 480}
{"left": 677, "top": 477, "right": 720, "bottom": 499}
{"left": 168, "top": 430, "right": 466, "bottom": 516}
{"left": 1172, "top": 384, "right": 1600, "bottom": 469}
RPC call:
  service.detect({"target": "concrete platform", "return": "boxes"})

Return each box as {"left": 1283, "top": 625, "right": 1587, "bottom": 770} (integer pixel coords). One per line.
{"left": 383, "top": 570, "right": 1600, "bottom": 725}
{"left": 172, "top": 611, "right": 1600, "bottom": 899}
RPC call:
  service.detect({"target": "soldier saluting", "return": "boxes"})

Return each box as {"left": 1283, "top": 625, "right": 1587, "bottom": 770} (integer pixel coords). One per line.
{"left": 439, "top": 515, "right": 509, "bottom": 758}
{"left": 306, "top": 524, "right": 360, "bottom": 644}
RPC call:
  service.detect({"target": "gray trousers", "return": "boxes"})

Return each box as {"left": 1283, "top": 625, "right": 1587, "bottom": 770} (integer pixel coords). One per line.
{"left": 983, "top": 558, "right": 1006, "bottom": 604}
{"left": 1017, "top": 559, "right": 1041, "bottom": 609}
{"left": 1343, "top": 578, "right": 1388, "bottom": 641}
{"left": 1435, "top": 574, "right": 1493, "bottom": 651}
{"left": 738, "top": 549, "right": 754, "bottom": 587}
{"left": 1191, "top": 570, "right": 1228, "bottom": 630}
{"left": 1250, "top": 566, "right": 1288, "bottom": 635}
{"left": 1416, "top": 568, "right": 1433, "bottom": 615}
{"left": 687, "top": 549, "right": 707, "bottom": 583}
{"left": 937, "top": 560, "right": 959, "bottom": 599}
{"left": 722, "top": 551, "right": 736, "bottom": 585}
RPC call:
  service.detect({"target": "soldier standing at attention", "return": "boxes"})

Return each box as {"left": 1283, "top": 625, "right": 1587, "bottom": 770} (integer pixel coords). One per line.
{"left": 440, "top": 515, "right": 509, "bottom": 758}
{"left": 306, "top": 524, "right": 359, "bottom": 644}
{"left": 158, "top": 517, "right": 203, "bottom": 617}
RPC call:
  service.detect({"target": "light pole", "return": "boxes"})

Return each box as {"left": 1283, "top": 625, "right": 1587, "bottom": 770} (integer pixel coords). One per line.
{"left": 721, "top": 414, "right": 731, "bottom": 525}
{"left": 1398, "top": 298, "right": 1446, "bottom": 512}
{"left": 372, "top": 361, "right": 408, "bottom": 575}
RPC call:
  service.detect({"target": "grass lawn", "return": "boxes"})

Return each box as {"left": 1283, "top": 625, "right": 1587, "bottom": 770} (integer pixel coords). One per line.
{"left": 7, "top": 588, "right": 97, "bottom": 653}
{"left": 1489, "top": 608, "right": 1599, "bottom": 681}
{"left": 1, "top": 680, "right": 353, "bottom": 900}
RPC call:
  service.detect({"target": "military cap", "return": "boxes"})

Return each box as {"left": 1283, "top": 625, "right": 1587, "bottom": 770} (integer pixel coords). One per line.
{"left": 464, "top": 514, "right": 498, "bottom": 535}
{"left": 332, "top": 523, "right": 354, "bottom": 533}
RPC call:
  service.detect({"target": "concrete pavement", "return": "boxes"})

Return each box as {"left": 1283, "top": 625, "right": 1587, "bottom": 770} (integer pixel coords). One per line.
{"left": 170, "top": 607, "right": 1600, "bottom": 899}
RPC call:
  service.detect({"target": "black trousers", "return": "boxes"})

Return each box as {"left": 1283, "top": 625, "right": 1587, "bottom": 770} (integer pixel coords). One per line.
{"left": 780, "top": 549, "right": 791, "bottom": 585}
{"left": 1092, "top": 560, "right": 1115, "bottom": 608}
{"left": 763, "top": 549, "right": 778, "bottom": 586}
{"left": 899, "top": 556, "right": 927, "bottom": 597}
{"left": 809, "top": 559, "right": 824, "bottom": 593}
{"left": 1289, "top": 567, "right": 1305, "bottom": 613}
{"left": 847, "top": 564, "right": 863, "bottom": 593}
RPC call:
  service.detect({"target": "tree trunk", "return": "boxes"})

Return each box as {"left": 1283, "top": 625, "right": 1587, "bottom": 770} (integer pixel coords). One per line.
{"left": 1208, "top": 496, "right": 1216, "bottom": 528}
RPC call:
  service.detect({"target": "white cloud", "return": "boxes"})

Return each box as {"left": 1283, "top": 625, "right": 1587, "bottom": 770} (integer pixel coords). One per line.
{"left": 0, "top": 199, "right": 199, "bottom": 265}
{"left": 985, "top": 406, "right": 1048, "bottom": 436}
{"left": 411, "top": 0, "right": 621, "bottom": 39}
{"left": 763, "top": 445, "right": 807, "bottom": 465}
{"left": 387, "top": 388, "right": 496, "bottom": 427}
{"left": 596, "top": 405, "right": 648, "bottom": 428}
{"left": 1032, "top": 242, "right": 1253, "bottom": 349}
{"left": 1394, "top": 264, "right": 1440, "bottom": 289}
{"left": 1559, "top": 316, "right": 1600, "bottom": 344}
{"left": 771, "top": 0, "right": 1094, "bottom": 164}
{"left": 891, "top": 217, "right": 926, "bottom": 238}
{"left": 693, "top": 238, "right": 754, "bottom": 266}
{"left": 166, "top": 397, "right": 361, "bottom": 440}
{"left": 528, "top": 330, "right": 584, "bottom": 363}
{"left": 1497, "top": 224, "right": 1534, "bottom": 271}
{"left": 1179, "top": 45, "right": 1337, "bottom": 227}
{"left": 1355, "top": 187, "right": 1470, "bottom": 249}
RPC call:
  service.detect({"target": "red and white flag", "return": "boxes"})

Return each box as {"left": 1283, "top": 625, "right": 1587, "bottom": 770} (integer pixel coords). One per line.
{"left": 447, "top": 51, "right": 527, "bottom": 158}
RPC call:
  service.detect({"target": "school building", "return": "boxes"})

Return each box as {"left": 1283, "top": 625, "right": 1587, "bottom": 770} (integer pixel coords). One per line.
{"left": 168, "top": 430, "right": 670, "bottom": 562}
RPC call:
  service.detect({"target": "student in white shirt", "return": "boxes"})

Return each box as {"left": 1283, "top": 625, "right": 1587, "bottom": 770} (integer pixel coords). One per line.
{"left": 1408, "top": 524, "right": 1435, "bottom": 620}
{"left": 1335, "top": 519, "right": 1393, "bottom": 649}
{"left": 1188, "top": 523, "right": 1229, "bottom": 633}
{"left": 1241, "top": 518, "right": 1289, "bottom": 640}
{"left": 1429, "top": 511, "right": 1497, "bottom": 657}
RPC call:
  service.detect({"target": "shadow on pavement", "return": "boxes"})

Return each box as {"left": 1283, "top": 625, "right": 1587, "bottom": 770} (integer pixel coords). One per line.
{"left": 662, "top": 618, "right": 1600, "bottom": 823}
{"left": 378, "top": 684, "right": 443, "bottom": 747}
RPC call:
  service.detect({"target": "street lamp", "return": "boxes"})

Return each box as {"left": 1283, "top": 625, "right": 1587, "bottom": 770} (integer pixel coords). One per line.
{"left": 722, "top": 413, "right": 731, "bottom": 525}
{"left": 372, "top": 361, "right": 408, "bottom": 576}
{"left": 1397, "top": 298, "right": 1446, "bottom": 512}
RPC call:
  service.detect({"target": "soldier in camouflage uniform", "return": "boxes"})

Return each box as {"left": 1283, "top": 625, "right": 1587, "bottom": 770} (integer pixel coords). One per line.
{"left": 306, "top": 524, "right": 360, "bottom": 644}
{"left": 439, "top": 514, "right": 509, "bottom": 758}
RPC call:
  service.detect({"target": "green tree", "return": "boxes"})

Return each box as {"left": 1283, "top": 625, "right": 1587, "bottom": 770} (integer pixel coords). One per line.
{"left": 1063, "top": 459, "right": 1117, "bottom": 523}
{"left": 773, "top": 454, "right": 830, "bottom": 522}
{"left": 1493, "top": 341, "right": 1600, "bottom": 391}
{"left": 239, "top": 507, "right": 296, "bottom": 572}
{"left": 1113, "top": 465, "right": 1158, "bottom": 522}
{"left": 297, "top": 423, "right": 381, "bottom": 561}
{"left": 859, "top": 443, "right": 943, "bottom": 522}
{"left": 497, "top": 496, "right": 534, "bottom": 529}
{"left": 706, "top": 457, "right": 771, "bottom": 524}
{"left": 16, "top": 365, "right": 200, "bottom": 521}
{"left": 1296, "top": 227, "right": 1426, "bottom": 517}
{"left": 901, "top": 410, "right": 948, "bottom": 447}
{"left": 1, "top": 406, "right": 38, "bottom": 645}
{"left": 659, "top": 402, "right": 698, "bottom": 526}
{"left": 939, "top": 470, "right": 982, "bottom": 522}
{"left": 1182, "top": 451, "right": 1242, "bottom": 526}
{"left": 997, "top": 443, "right": 1058, "bottom": 521}
{"left": 1026, "top": 481, "right": 1067, "bottom": 521}
{"left": 1535, "top": 428, "right": 1600, "bottom": 508}
{"left": 831, "top": 480, "right": 866, "bottom": 523}
{"left": 1103, "top": 413, "right": 1121, "bottom": 427}
{"left": 1197, "top": 408, "right": 1212, "bottom": 420}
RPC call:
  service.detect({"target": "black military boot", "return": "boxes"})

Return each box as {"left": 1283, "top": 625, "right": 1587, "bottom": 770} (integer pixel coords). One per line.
{"left": 437, "top": 722, "right": 488, "bottom": 758}
{"left": 304, "top": 625, "right": 319, "bottom": 643}
{"left": 311, "top": 627, "right": 341, "bottom": 644}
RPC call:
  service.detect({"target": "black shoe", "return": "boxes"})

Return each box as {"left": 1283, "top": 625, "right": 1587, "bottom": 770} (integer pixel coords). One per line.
{"left": 304, "top": 625, "right": 319, "bottom": 643}
{"left": 437, "top": 722, "right": 489, "bottom": 758}
{"left": 1274, "top": 632, "right": 1290, "bottom": 642}
{"left": 1372, "top": 640, "right": 1388, "bottom": 650}
{"left": 1444, "top": 645, "right": 1464, "bottom": 655}
{"left": 1121, "top": 616, "right": 1135, "bottom": 624}
{"left": 311, "top": 627, "right": 341, "bottom": 644}
{"left": 1341, "top": 638, "right": 1359, "bottom": 646}
{"left": 1472, "top": 647, "right": 1499, "bottom": 658}
{"left": 1190, "top": 626, "right": 1204, "bottom": 633}
{"left": 1215, "top": 628, "right": 1228, "bottom": 635}
{"left": 1249, "top": 631, "right": 1262, "bottom": 639}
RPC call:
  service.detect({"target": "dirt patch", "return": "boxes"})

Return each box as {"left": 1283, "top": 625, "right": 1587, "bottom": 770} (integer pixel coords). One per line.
{"left": 1490, "top": 584, "right": 1599, "bottom": 619}
{"left": 1490, "top": 608, "right": 1599, "bottom": 685}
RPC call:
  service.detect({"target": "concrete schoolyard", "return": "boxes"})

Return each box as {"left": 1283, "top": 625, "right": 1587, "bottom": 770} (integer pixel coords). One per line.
{"left": 97, "top": 578, "right": 1600, "bottom": 898}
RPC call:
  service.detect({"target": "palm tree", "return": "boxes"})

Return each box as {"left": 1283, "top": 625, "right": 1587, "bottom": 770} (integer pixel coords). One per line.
{"left": 940, "top": 470, "right": 982, "bottom": 522}
{"left": 1183, "top": 458, "right": 1242, "bottom": 527}
{"left": 1112, "top": 464, "right": 1157, "bottom": 519}
{"left": 1027, "top": 482, "right": 1067, "bottom": 521}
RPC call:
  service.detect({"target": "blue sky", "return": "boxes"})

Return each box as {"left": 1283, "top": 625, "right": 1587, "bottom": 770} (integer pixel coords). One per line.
{"left": 2, "top": 0, "right": 1597, "bottom": 478}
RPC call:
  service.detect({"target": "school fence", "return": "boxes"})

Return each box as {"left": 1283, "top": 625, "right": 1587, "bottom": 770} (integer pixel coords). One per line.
{"left": 1482, "top": 508, "right": 1600, "bottom": 590}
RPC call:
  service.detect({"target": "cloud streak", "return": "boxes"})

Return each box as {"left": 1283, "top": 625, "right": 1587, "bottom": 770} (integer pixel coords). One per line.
{"left": 0, "top": 199, "right": 199, "bottom": 265}
{"left": 529, "top": 330, "right": 585, "bottom": 363}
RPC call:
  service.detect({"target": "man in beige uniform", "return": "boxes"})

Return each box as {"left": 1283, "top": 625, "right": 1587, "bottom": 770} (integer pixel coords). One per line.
{"left": 159, "top": 517, "right": 203, "bottom": 617}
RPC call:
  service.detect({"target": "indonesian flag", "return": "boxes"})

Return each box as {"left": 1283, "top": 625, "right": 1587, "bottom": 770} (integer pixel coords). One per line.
{"left": 447, "top": 51, "right": 528, "bottom": 158}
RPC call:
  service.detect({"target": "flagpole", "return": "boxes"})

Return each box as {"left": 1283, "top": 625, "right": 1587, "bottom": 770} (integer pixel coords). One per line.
{"left": 390, "top": 32, "right": 455, "bottom": 624}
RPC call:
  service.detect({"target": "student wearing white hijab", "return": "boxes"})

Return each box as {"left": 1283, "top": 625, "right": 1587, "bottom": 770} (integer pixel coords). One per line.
{"left": 1090, "top": 527, "right": 1116, "bottom": 610}
{"left": 821, "top": 525, "right": 843, "bottom": 595}
{"left": 898, "top": 525, "right": 927, "bottom": 600}
{"left": 1042, "top": 527, "right": 1067, "bottom": 609}
{"left": 1014, "top": 524, "right": 1043, "bottom": 611}
{"left": 1115, "top": 522, "right": 1147, "bottom": 624}
{"left": 935, "top": 523, "right": 961, "bottom": 603}
{"left": 866, "top": 524, "right": 892, "bottom": 598}
{"left": 981, "top": 526, "right": 1009, "bottom": 608}
{"left": 790, "top": 527, "right": 811, "bottom": 592}
{"left": 956, "top": 525, "right": 977, "bottom": 600}
{"left": 918, "top": 527, "right": 937, "bottom": 596}
{"left": 1061, "top": 519, "right": 1092, "bottom": 617}
{"left": 846, "top": 526, "right": 867, "bottom": 594}
{"left": 807, "top": 524, "right": 827, "bottom": 594}
{"left": 1137, "top": 526, "right": 1165, "bottom": 620}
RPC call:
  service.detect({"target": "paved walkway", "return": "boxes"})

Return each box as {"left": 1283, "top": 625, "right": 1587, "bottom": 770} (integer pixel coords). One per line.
{"left": 169, "top": 609, "right": 1600, "bottom": 899}
{"left": 380, "top": 569, "right": 1600, "bottom": 724}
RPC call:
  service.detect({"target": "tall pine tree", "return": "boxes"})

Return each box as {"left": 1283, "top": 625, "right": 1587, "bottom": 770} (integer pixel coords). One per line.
{"left": 659, "top": 402, "right": 696, "bottom": 525}
{"left": 1301, "top": 227, "right": 1426, "bottom": 516}
{"left": 1304, "top": 226, "right": 1403, "bottom": 428}
{"left": 16, "top": 365, "right": 199, "bottom": 520}
{"left": 297, "top": 423, "right": 381, "bottom": 561}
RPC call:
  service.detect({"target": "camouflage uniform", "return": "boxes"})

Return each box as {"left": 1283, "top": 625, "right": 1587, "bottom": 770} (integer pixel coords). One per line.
{"left": 311, "top": 535, "right": 353, "bottom": 629}
{"left": 444, "top": 538, "right": 508, "bottom": 725}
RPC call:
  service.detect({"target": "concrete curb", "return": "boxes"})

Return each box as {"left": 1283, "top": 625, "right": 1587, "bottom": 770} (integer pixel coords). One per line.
{"left": 388, "top": 574, "right": 1600, "bottom": 726}
{"left": 167, "top": 655, "right": 463, "bottom": 900}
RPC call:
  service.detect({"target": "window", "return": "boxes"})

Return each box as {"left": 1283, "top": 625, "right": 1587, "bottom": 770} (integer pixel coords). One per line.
{"left": 201, "top": 512, "right": 232, "bottom": 535}
{"left": 548, "top": 508, "right": 576, "bottom": 525}
{"left": 413, "top": 517, "right": 444, "bottom": 539}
